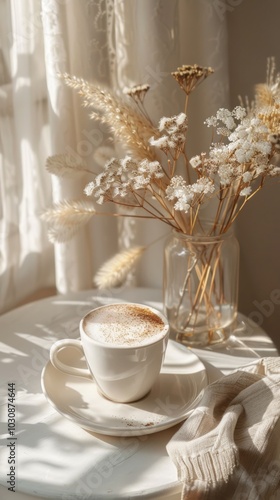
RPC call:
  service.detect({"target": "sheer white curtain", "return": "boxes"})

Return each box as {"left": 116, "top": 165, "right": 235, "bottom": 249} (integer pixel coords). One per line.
{"left": 0, "top": 0, "right": 229, "bottom": 313}
{"left": 0, "top": 0, "right": 54, "bottom": 313}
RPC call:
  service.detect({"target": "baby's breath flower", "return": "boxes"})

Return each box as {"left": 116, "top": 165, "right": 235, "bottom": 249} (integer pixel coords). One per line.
{"left": 242, "top": 171, "right": 253, "bottom": 183}
{"left": 255, "top": 164, "right": 266, "bottom": 176}
{"left": 192, "top": 178, "right": 215, "bottom": 194}
{"left": 95, "top": 191, "right": 105, "bottom": 204}
{"left": 176, "top": 112, "right": 188, "bottom": 127}
{"left": 165, "top": 176, "right": 189, "bottom": 201}
{"left": 159, "top": 113, "right": 188, "bottom": 134}
{"left": 269, "top": 166, "right": 280, "bottom": 176}
{"left": 255, "top": 141, "right": 272, "bottom": 155}
{"left": 216, "top": 108, "right": 236, "bottom": 130}
{"left": 204, "top": 116, "right": 217, "bottom": 127}
{"left": 84, "top": 181, "right": 95, "bottom": 196}
{"left": 190, "top": 155, "right": 202, "bottom": 169}
{"left": 151, "top": 113, "right": 188, "bottom": 152}
{"left": 217, "top": 165, "right": 235, "bottom": 187}
{"left": 139, "top": 159, "right": 163, "bottom": 177}
{"left": 174, "top": 200, "right": 191, "bottom": 212}
{"left": 232, "top": 106, "right": 247, "bottom": 120}
{"left": 150, "top": 135, "right": 170, "bottom": 149}
{"left": 235, "top": 147, "right": 254, "bottom": 163}
{"left": 84, "top": 155, "right": 165, "bottom": 205}
{"left": 240, "top": 187, "right": 252, "bottom": 197}
{"left": 166, "top": 176, "right": 214, "bottom": 214}
{"left": 120, "top": 156, "right": 138, "bottom": 171}
{"left": 217, "top": 127, "right": 231, "bottom": 137}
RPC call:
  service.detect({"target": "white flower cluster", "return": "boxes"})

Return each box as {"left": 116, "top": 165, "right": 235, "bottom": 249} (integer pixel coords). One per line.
{"left": 191, "top": 107, "right": 279, "bottom": 195}
{"left": 84, "top": 156, "right": 164, "bottom": 204}
{"left": 165, "top": 176, "right": 215, "bottom": 213}
{"left": 85, "top": 104, "right": 279, "bottom": 214}
{"left": 228, "top": 117, "right": 271, "bottom": 162}
{"left": 205, "top": 106, "right": 247, "bottom": 134}
{"left": 150, "top": 112, "right": 188, "bottom": 151}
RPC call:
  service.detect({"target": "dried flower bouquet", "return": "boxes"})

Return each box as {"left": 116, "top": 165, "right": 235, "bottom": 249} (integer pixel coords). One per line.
{"left": 43, "top": 59, "right": 280, "bottom": 301}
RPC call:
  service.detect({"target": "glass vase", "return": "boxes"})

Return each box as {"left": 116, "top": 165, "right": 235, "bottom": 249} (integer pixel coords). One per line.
{"left": 163, "top": 227, "right": 239, "bottom": 347}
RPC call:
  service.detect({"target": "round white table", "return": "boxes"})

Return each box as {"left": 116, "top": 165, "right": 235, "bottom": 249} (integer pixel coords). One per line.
{"left": 0, "top": 287, "right": 278, "bottom": 500}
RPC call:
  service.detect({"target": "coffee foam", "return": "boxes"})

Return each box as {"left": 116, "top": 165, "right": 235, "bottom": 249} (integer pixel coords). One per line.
{"left": 83, "top": 304, "right": 166, "bottom": 347}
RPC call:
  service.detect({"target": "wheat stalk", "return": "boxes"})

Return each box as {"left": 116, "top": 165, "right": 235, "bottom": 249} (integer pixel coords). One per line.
{"left": 61, "top": 73, "right": 159, "bottom": 161}
{"left": 93, "top": 246, "right": 145, "bottom": 289}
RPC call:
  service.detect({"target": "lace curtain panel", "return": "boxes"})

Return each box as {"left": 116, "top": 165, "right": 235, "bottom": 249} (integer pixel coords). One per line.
{"left": 0, "top": 0, "right": 230, "bottom": 313}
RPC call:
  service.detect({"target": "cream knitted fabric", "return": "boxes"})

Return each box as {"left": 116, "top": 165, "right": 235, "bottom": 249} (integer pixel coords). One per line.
{"left": 166, "top": 357, "right": 280, "bottom": 499}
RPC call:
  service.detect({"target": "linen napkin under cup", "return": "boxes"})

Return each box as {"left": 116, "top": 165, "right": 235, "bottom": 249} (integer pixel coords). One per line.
{"left": 167, "top": 357, "right": 280, "bottom": 499}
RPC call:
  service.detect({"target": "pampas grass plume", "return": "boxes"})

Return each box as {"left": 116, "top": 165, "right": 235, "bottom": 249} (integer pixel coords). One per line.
{"left": 42, "top": 200, "right": 96, "bottom": 242}
{"left": 46, "top": 154, "right": 90, "bottom": 178}
{"left": 94, "top": 246, "right": 145, "bottom": 289}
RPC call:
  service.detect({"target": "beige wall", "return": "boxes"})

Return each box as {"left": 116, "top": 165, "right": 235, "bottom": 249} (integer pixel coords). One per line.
{"left": 228, "top": 0, "right": 280, "bottom": 350}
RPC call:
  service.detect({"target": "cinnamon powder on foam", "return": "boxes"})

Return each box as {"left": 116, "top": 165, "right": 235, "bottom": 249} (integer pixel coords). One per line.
{"left": 86, "top": 304, "right": 165, "bottom": 346}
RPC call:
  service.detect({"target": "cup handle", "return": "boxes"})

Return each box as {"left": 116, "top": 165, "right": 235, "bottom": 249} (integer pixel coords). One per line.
{"left": 50, "top": 339, "right": 91, "bottom": 378}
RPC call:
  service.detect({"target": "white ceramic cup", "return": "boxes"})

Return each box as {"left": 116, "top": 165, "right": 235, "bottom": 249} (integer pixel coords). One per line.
{"left": 49, "top": 303, "right": 169, "bottom": 403}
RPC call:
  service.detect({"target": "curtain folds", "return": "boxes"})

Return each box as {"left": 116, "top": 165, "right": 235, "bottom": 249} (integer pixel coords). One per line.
{"left": 0, "top": 0, "right": 54, "bottom": 312}
{"left": 0, "top": 0, "right": 229, "bottom": 313}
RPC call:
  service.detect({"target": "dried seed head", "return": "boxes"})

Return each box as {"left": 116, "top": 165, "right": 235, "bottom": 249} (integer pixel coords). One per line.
{"left": 172, "top": 64, "right": 214, "bottom": 95}
{"left": 123, "top": 84, "right": 150, "bottom": 103}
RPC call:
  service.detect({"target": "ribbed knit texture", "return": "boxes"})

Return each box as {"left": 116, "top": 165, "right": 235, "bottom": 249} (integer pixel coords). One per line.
{"left": 166, "top": 357, "right": 280, "bottom": 499}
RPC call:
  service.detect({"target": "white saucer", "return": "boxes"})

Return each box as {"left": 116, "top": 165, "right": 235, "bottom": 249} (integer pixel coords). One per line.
{"left": 41, "top": 340, "right": 207, "bottom": 437}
